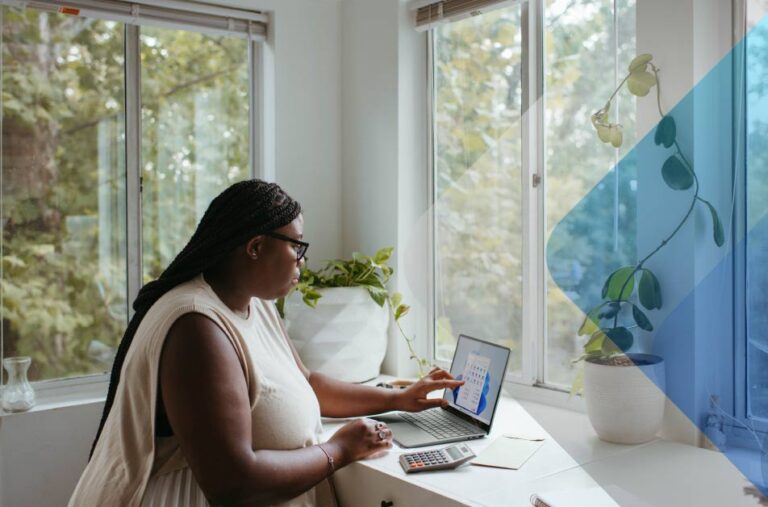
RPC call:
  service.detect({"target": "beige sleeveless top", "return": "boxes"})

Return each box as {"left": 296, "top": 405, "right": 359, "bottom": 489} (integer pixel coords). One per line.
{"left": 69, "top": 275, "right": 334, "bottom": 507}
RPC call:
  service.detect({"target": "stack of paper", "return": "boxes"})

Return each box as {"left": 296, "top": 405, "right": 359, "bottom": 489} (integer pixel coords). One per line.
{"left": 470, "top": 433, "right": 545, "bottom": 470}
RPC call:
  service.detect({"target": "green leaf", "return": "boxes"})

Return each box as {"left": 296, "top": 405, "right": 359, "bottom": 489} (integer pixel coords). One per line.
{"left": 609, "top": 125, "right": 623, "bottom": 148}
{"left": 605, "top": 266, "right": 636, "bottom": 301}
{"left": 373, "top": 247, "right": 393, "bottom": 264}
{"left": 628, "top": 53, "right": 653, "bottom": 72}
{"left": 638, "top": 269, "right": 662, "bottom": 310}
{"left": 632, "top": 305, "right": 654, "bottom": 331}
{"left": 395, "top": 303, "right": 410, "bottom": 321}
{"left": 302, "top": 288, "right": 322, "bottom": 308}
{"left": 329, "top": 261, "right": 350, "bottom": 274}
{"left": 654, "top": 116, "right": 677, "bottom": 148}
{"left": 2, "top": 255, "right": 26, "bottom": 269}
{"left": 596, "top": 124, "right": 612, "bottom": 143}
{"left": 604, "top": 327, "right": 634, "bottom": 352}
{"left": 661, "top": 155, "right": 693, "bottom": 190}
{"left": 703, "top": 200, "right": 725, "bottom": 247}
{"left": 585, "top": 330, "right": 607, "bottom": 353}
{"left": 390, "top": 292, "right": 403, "bottom": 309}
{"left": 367, "top": 287, "right": 388, "bottom": 307}
{"left": 601, "top": 275, "right": 611, "bottom": 299}
{"left": 578, "top": 305, "right": 602, "bottom": 336}
{"left": 627, "top": 70, "right": 656, "bottom": 96}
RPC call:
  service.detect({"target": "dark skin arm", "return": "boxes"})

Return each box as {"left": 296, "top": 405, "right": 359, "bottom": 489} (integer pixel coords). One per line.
{"left": 305, "top": 369, "right": 464, "bottom": 417}
{"left": 159, "top": 313, "right": 392, "bottom": 506}
{"left": 278, "top": 320, "right": 464, "bottom": 417}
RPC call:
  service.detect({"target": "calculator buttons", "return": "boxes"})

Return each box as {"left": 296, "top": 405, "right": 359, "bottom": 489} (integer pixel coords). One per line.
{"left": 400, "top": 445, "right": 476, "bottom": 474}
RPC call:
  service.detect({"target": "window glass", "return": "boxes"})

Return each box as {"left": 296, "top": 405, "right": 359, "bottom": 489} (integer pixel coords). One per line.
{"left": 1, "top": 7, "right": 127, "bottom": 381}
{"left": 433, "top": 6, "right": 523, "bottom": 372}
{"left": 1, "top": 11, "right": 257, "bottom": 384}
{"left": 746, "top": 0, "right": 768, "bottom": 421}
{"left": 140, "top": 27, "right": 250, "bottom": 281}
{"left": 544, "top": 0, "right": 637, "bottom": 386}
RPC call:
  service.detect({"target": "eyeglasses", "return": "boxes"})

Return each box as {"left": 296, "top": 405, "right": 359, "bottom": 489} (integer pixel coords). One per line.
{"left": 265, "top": 232, "right": 309, "bottom": 262}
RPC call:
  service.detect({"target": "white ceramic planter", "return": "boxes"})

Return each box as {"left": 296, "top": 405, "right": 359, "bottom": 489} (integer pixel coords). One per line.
{"left": 283, "top": 287, "right": 389, "bottom": 383}
{"left": 583, "top": 354, "right": 666, "bottom": 444}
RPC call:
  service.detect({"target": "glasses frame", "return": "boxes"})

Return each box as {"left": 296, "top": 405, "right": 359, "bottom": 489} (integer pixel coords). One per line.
{"left": 265, "top": 232, "right": 309, "bottom": 262}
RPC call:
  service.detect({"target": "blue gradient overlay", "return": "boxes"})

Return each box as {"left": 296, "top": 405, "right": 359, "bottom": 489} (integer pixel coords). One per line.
{"left": 546, "top": 15, "right": 768, "bottom": 494}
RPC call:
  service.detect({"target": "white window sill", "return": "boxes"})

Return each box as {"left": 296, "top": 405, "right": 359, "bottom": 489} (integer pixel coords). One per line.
{"left": 503, "top": 381, "right": 586, "bottom": 414}
{"left": 0, "top": 376, "right": 107, "bottom": 418}
{"left": 0, "top": 372, "right": 583, "bottom": 419}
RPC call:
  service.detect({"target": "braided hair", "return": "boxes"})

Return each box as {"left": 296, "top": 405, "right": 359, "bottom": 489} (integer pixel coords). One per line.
{"left": 90, "top": 179, "right": 302, "bottom": 459}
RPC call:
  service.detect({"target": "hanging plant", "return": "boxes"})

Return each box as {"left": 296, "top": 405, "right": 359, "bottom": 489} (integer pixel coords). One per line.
{"left": 577, "top": 54, "right": 725, "bottom": 365}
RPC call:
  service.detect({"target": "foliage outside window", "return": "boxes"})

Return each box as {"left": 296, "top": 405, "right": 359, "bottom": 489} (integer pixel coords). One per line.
{"left": 432, "top": 0, "right": 637, "bottom": 386}
{"left": 433, "top": 5, "right": 524, "bottom": 373}
{"left": 1, "top": 7, "right": 251, "bottom": 383}
{"left": 543, "top": 0, "right": 637, "bottom": 386}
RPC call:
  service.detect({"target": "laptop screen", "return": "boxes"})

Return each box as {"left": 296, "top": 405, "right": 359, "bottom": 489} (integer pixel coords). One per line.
{"left": 442, "top": 335, "right": 510, "bottom": 427}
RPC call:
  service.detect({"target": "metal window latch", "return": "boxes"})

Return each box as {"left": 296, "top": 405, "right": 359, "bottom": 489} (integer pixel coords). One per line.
{"left": 532, "top": 173, "right": 542, "bottom": 187}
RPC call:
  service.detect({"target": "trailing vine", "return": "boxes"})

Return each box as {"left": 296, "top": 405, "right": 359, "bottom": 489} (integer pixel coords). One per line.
{"left": 577, "top": 54, "right": 724, "bottom": 362}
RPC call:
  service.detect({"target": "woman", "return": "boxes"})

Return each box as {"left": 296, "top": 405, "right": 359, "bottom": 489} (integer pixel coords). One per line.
{"left": 70, "top": 180, "right": 462, "bottom": 507}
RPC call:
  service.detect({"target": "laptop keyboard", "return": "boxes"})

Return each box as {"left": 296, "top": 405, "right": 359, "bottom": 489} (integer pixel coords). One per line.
{"left": 400, "top": 409, "right": 478, "bottom": 440}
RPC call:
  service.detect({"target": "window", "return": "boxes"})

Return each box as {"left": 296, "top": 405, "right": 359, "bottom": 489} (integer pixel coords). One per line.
{"left": 431, "top": 0, "right": 636, "bottom": 388}
{"left": 543, "top": 0, "right": 636, "bottom": 387}
{"left": 139, "top": 27, "right": 251, "bottom": 282}
{"left": 1, "top": 2, "right": 265, "bottom": 384}
{"left": 745, "top": 0, "right": 768, "bottom": 424}
{"left": 432, "top": 5, "right": 524, "bottom": 374}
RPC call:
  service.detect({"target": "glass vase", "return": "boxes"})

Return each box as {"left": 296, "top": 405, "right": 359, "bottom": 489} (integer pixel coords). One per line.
{"left": 2, "top": 356, "right": 36, "bottom": 412}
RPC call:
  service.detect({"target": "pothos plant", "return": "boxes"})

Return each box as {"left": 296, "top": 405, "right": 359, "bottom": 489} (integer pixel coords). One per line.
{"left": 276, "top": 247, "right": 431, "bottom": 377}
{"left": 578, "top": 53, "right": 725, "bottom": 364}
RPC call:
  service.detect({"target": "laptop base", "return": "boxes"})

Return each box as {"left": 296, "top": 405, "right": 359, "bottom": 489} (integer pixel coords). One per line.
{"left": 372, "top": 413, "right": 486, "bottom": 448}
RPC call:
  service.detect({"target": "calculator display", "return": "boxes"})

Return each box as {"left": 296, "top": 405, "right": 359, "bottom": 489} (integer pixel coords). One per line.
{"left": 445, "top": 447, "right": 462, "bottom": 460}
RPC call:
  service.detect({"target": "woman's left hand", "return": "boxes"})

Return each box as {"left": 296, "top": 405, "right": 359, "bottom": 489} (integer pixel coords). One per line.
{"left": 394, "top": 367, "right": 465, "bottom": 412}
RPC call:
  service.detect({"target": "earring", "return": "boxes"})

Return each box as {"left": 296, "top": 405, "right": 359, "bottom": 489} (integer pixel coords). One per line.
{"left": 250, "top": 250, "right": 258, "bottom": 259}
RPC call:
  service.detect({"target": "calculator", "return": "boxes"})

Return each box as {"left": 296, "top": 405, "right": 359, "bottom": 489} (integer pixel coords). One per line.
{"left": 399, "top": 444, "right": 476, "bottom": 473}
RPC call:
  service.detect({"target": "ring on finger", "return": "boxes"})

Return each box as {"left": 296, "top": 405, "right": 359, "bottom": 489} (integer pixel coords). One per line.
{"left": 378, "top": 431, "right": 387, "bottom": 441}
{"left": 375, "top": 422, "right": 385, "bottom": 430}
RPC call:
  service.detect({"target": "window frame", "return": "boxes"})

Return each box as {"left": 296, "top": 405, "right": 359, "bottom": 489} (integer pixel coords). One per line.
{"left": 0, "top": 1, "right": 268, "bottom": 394}
{"left": 733, "top": 0, "right": 768, "bottom": 439}
{"left": 426, "top": 0, "right": 638, "bottom": 401}
{"left": 725, "top": 0, "right": 768, "bottom": 448}
{"left": 426, "top": 0, "right": 549, "bottom": 391}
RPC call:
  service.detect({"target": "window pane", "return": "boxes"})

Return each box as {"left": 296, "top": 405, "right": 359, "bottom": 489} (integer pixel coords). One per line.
{"left": 1, "top": 7, "right": 127, "bottom": 381}
{"left": 544, "top": 0, "right": 636, "bottom": 387}
{"left": 140, "top": 27, "right": 250, "bottom": 281}
{"left": 746, "top": 1, "right": 768, "bottom": 421}
{"left": 433, "top": 7, "right": 523, "bottom": 373}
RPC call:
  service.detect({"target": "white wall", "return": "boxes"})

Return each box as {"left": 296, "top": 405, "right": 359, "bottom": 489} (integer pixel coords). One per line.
{"left": 636, "top": 0, "right": 735, "bottom": 446}
{"left": 0, "top": 401, "right": 104, "bottom": 507}
{"left": 0, "top": 2, "right": 343, "bottom": 505}
{"left": 340, "top": 0, "right": 430, "bottom": 377}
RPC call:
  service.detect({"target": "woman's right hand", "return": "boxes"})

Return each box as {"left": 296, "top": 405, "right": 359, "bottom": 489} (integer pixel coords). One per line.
{"left": 327, "top": 418, "right": 393, "bottom": 465}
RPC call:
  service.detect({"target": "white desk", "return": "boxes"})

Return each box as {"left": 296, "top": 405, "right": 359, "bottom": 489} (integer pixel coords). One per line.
{"left": 320, "top": 395, "right": 763, "bottom": 507}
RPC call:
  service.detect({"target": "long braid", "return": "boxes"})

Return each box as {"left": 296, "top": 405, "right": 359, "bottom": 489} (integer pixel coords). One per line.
{"left": 89, "top": 179, "right": 301, "bottom": 459}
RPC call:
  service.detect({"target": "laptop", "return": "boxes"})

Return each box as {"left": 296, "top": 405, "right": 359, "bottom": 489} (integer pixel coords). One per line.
{"left": 374, "top": 334, "right": 511, "bottom": 448}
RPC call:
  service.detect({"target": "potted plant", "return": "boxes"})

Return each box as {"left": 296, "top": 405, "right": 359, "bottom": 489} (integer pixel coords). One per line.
{"left": 277, "top": 247, "right": 429, "bottom": 383}
{"left": 574, "top": 54, "right": 724, "bottom": 443}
